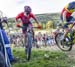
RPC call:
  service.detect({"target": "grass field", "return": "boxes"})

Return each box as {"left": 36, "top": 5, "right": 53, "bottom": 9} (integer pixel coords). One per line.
{"left": 11, "top": 47, "right": 75, "bottom": 67}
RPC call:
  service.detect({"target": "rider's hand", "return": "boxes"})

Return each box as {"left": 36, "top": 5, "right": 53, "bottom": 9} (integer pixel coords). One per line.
{"left": 16, "top": 23, "right": 21, "bottom": 27}
{"left": 16, "top": 23, "right": 22, "bottom": 28}
{"left": 37, "top": 24, "right": 42, "bottom": 29}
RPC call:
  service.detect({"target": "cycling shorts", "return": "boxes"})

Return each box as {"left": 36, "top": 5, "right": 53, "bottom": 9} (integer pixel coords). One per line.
{"left": 22, "top": 22, "right": 32, "bottom": 34}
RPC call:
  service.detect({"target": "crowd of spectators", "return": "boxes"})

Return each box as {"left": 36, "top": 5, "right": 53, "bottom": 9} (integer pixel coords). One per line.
{"left": 33, "top": 32, "right": 56, "bottom": 48}
{"left": 8, "top": 32, "right": 56, "bottom": 48}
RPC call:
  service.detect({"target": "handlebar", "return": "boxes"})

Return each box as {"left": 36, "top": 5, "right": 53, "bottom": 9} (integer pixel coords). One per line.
{"left": 16, "top": 24, "right": 42, "bottom": 29}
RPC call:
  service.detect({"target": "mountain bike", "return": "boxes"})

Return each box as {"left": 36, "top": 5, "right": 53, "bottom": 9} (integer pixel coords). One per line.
{"left": 16, "top": 24, "right": 42, "bottom": 60}
{"left": 55, "top": 22, "right": 75, "bottom": 51}
{"left": 0, "top": 28, "right": 11, "bottom": 67}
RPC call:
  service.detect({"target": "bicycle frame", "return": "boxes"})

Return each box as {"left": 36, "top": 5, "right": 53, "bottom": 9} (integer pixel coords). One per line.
{"left": 65, "top": 23, "right": 75, "bottom": 35}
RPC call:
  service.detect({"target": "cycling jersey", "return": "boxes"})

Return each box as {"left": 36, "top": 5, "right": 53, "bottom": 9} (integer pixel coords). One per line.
{"left": 16, "top": 12, "right": 36, "bottom": 33}
{"left": 61, "top": 8, "right": 72, "bottom": 20}
{"left": 16, "top": 12, "right": 36, "bottom": 24}
{"left": 61, "top": 1, "right": 75, "bottom": 22}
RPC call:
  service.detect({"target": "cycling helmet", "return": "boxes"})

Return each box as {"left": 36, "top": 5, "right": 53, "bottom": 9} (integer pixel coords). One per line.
{"left": 24, "top": 6, "right": 32, "bottom": 14}
{"left": 68, "top": 1, "right": 75, "bottom": 10}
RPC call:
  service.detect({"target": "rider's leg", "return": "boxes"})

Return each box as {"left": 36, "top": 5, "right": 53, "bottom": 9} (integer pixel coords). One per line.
{"left": 64, "top": 16, "right": 74, "bottom": 38}
{"left": 63, "top": 23, "right": 69, "bottom": 38}
{"left": 64, "top": 24, "right": 69, "bottom": 37}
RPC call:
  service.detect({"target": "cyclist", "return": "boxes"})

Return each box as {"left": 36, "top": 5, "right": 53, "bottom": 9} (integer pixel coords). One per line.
{"left": 16, "top": 6, "right": 41, "bottom": 60}
{"left": 16, "top": 6, "right": 41, "bottom": 39}
{"left": 61, "top": 1, "right": 75, "bottom": 38}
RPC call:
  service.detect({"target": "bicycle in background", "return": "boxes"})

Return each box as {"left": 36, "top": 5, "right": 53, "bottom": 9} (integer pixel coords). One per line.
{"left": 55, "top": 22, "right": 75, "bottom": 51}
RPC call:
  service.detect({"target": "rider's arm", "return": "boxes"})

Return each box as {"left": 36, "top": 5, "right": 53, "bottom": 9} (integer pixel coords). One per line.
{"left": 30, "top": 13, "right": 39, "bottom": 24}
{"left": 15, "top": 13, "right": 22, "bottom": 22}
{"left": 16, "top": 15, "right": 20, "bottom": 22}
{"left": 63, "top": 11, "right": 67, "bottom": 22}
{"left": 34, "top": 18, "right": 39, "bottom": 24}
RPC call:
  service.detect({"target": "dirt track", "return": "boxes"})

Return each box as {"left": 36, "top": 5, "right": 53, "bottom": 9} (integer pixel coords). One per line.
{"left": 49, "top": 45, "right": 75, "bottom": 60}
{"left": 64, "top": 45, "right": 75, "bottom": 60}
{"left": 33, "top": 45, "right": 75, "bottom": 60}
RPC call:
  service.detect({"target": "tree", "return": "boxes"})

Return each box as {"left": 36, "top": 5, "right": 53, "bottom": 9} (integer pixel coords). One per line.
{"left": 46, "top": 20, "right": 54, "bottom": 29}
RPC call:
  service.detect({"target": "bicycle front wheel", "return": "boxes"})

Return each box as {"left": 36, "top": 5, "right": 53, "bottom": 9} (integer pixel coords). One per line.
{"left": 55, "top": 33, "right": 73, "bottom": 51}
{"left": 25, "top": 32, "right": 32, "bottom": 61}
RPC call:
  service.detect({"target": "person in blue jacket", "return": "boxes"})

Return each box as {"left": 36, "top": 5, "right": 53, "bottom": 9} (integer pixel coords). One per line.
{"left": 0, "top": 17, "right": 15, "bottom": 63}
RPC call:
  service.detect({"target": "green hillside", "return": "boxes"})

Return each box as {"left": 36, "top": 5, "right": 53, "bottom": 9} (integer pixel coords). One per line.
{"left": 8, "top": 13, "right": 60, "bottom": 22}
{"left": 7, "top": 13, "right": 61, "bottom": 29}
